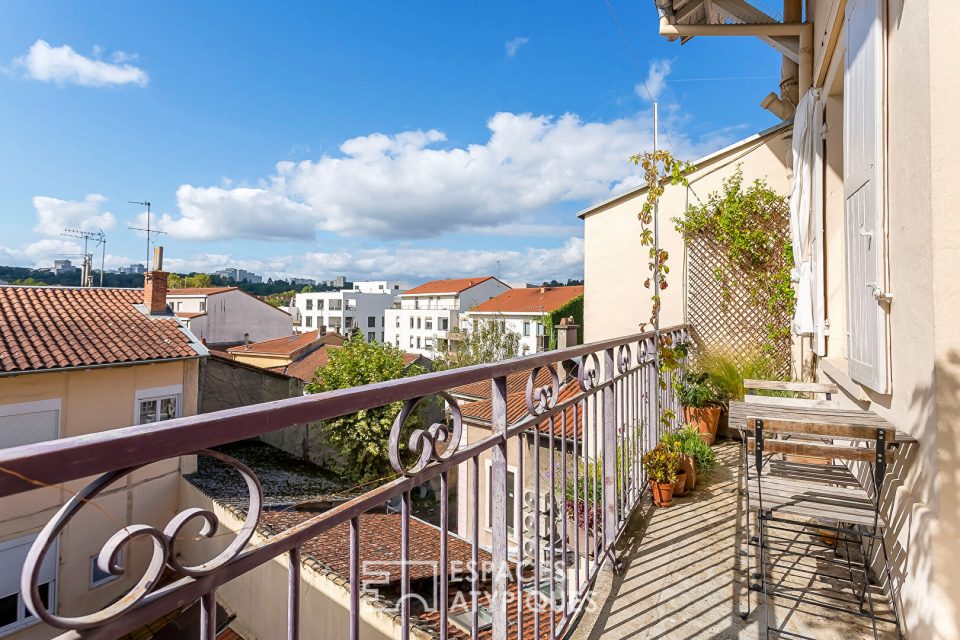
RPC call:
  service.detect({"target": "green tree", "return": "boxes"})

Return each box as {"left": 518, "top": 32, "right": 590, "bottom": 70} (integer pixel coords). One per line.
{"left": 169, "top": 273, "right": 213, "bottom": 289}
{"left": 305, "top": 337, "right": 426, "bottom": 483}
{"left": 434, "top": 316, "right": 521, "bottom": 370}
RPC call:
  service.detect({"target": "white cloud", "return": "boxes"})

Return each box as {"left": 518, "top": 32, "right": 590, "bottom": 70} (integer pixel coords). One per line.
{"left": 505, "top": 37, "right": 530, "bottom": 58}
{"left": 156, "top": 108, "right": 721, "bottom": 242}
{"left": 33, "top": 194, "right": 116, "bottom": 236}
{"left": 14, "top": 40, "right": 148, "bottom": 87}
{"left": 636, "top": 59, "right": 672, "bottom": 102}
{"left": 164, "top": 237, "right": 585, "bottom": 285}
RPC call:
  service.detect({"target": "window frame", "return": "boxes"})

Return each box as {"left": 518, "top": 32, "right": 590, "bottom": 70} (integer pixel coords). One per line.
{"left": 134, "top": 385, "right": 183, "bottom": 426}
{"left": 89, "top": 552, "right": 122, "bottom": 589}
{"left": 0, "top": 533, "right": 57, "bottom": 637}
{"left": 0, "top": 398, "right": 61, "bottom": 450}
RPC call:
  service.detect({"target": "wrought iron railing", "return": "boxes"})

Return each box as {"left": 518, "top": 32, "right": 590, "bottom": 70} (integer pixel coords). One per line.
{"left": 0, "top": 326, "right": 689, "bottom": 640}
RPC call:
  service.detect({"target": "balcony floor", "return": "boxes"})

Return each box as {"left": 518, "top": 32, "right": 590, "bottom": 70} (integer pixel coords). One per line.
{"left": 573, "top": 442, "right": 900, "bottom": 640}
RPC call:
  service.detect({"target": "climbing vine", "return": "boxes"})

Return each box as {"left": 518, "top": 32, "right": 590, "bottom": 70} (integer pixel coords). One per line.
{"left": 673, "top": 168, "right": 795, "bottom": 349}
{"left": 630, "top": 150, "right": 696, "bottom": 330}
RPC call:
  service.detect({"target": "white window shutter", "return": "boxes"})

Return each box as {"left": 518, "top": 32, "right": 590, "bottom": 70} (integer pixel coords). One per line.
{"left": 844, "top": 0, "right": 888, "bottom": 392}
{"left": 812, "top": 96, "right": 827, "bottom": 356}
{"left": 0, "top": 406, "right": 59, "bottom": 450}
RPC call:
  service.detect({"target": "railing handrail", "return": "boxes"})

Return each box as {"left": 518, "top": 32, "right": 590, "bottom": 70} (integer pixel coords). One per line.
{"left": 0, "top": 326, "right": 685, "bottom": 498}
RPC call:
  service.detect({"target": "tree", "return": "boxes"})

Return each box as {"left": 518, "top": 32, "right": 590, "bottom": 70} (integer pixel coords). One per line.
{"left": 305, "top": 337, "right": 426, "bottom": 483}
{"left": 169, "top": 273, "right": 213, "bottom": 289}
{"left": 434, "top": 316, "right": 521, "bottom": 370}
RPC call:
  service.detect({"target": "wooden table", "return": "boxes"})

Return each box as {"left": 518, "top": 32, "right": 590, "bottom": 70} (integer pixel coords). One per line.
{"left": 728, "top": 400, "right": 918, "bottom": 444}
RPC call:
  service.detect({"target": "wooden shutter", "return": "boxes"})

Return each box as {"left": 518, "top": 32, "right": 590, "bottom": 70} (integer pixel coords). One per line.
{"left": 844, "top": 0, "right": 888, "bottom": 392}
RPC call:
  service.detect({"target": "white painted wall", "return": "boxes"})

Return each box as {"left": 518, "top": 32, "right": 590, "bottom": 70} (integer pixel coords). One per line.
{"left": 170, "top": 290, "right": 292, "bottom": 345}
{"left": 459, "top": 312, "right": 545, "bottom": 354}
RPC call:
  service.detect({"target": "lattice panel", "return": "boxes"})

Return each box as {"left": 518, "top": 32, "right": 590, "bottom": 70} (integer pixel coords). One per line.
{"left": 686, "top": 234, "right": 792, "bottom": 379}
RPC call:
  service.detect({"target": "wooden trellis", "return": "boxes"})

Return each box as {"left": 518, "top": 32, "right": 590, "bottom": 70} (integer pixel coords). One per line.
{"left": 685, "top": 233, "right": 793, "bottom": 379}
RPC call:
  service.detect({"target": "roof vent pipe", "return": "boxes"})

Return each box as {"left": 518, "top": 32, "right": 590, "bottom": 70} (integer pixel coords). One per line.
{"left": 760, "top": 92, "right": 794, "bottom": 120}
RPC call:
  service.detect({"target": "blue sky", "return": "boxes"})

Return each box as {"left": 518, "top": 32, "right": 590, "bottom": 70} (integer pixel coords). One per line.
{"left": 0, "top": 1, "right": 780, "bottom": 284}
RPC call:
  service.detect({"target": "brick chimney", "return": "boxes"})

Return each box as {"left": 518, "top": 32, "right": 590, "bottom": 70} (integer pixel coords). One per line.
{"left": 143, "top": 246, "right": 169, "bottom": 315}
{"left": 556, "top": 316, "right": 580, "bottom": 350}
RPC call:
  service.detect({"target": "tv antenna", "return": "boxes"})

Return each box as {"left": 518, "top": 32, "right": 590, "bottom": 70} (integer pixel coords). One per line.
{"left": 127, "top": 200, "right": 167, "bottom": 270}
{"left": 61, "top": 228, "right": 106, "bottom": 287}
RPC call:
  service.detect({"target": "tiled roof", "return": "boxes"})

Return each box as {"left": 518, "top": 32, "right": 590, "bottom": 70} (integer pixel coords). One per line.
{"left": 0, "top": 286, "right": 202, "bottom": 374}
{"left": 227, "top": 330, "right": 344, "bottom": 357}
{"left": 273, "top": 345, "right": 424, "bottom": 383}
{"left": 470, "top": 286, "right": 583, "bottom": 314}
{"left": 166, "top": 287, "right": 237, "bottom": 296}
{"left": 451, "top": 368, "right": 554, "bottom": 401}
{"left": 461, "top": 379, "right": 583, "bottom": 440}
{"left": 260, "top": 511, "right": 482, "bottom": 585}
{"left": 402, "top": 277, "right": 498, "bottom": 296}
{"left": 418, "top": 583, "right": 559, "bottom": 640}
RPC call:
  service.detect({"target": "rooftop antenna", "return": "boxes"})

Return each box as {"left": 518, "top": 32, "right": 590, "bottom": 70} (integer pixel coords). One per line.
{"left": 61, "top": 228, "right": 106, "bottom": 287}
{"left": 128, "top": 200, "right": 167, "bottom": 270}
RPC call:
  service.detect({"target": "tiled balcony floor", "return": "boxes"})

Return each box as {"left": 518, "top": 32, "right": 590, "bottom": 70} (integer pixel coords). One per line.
{"left": 573, "top": 442, "right": 899, "bottom": 640}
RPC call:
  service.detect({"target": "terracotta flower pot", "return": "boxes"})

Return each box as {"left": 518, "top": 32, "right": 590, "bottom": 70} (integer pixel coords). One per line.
{"left": 683, "top": 405, "right": 722, "bottom": 445}
{"left": 678, "top": 454, "right": 697, "bottom": 491}
{"left": 672, "top": 471, "right": 688, "bottom": 497}
{"left": 650, "top": 479, "right": 675, "bottom": 508}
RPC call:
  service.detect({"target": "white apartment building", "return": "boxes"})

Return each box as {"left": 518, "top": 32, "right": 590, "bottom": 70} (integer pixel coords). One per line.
{"left": 384, "top": 277, "right": 510, "bottom": 356}
{"left": 459, "top": 285, "right": 584, "bottom": 354}
{"left": 293, "top": 282, "right": 400, "bottom": 341}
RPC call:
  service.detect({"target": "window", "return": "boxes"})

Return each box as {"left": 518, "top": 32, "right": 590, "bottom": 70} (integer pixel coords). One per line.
{"left": 345, "top": 317, "right": 353, "bottom": 329}
{"left": 396, "top": 316, "right": 400, "bottom": 328}
{"left": 409, "top": 336, "right": 414, "bottom": 348}
{"left": 523, "top": 321, "right": 531, "bottom": 337}
{"left": 135, "top": 386, "right": 182, "bottom": 425}
{"left": 0, "top": 399, "right": 60, "bottom": 450}
{"left": 367, "top": 316, "right": 376, "bottom": 328}
{"left": 424, "top": 338, "right": 433, "bottom": 349}
{"left": 175, "top": 301, "right": 182, "bottom": 311}
{"left": 90, "top": 553, "right": 121, "bottom": 588}
{"left": 440, "top": 317, "right": 449, "bottom": 331}
{"left": 199, "top": 300, "right": 206, "bottom": 312}
{"left": 486, "top": 464, "right": 517, "bottom": 536}
{"left": 410, "top": 317, "right": 415, "bottom": 329}
{"left": 305, "top": 299, "right": 313, "bottom": 310}
{"left": 0, "top": 534, "right": 56, "bottom": 635}
{"left": 416, "top": 317, "right": 422, "bottom": 329}
{"left": 425, "top": 318, "right": 433, "bottom": 330}
{"left": 416, "top": 337, "right": 421, "bottom": 349}
{"left": 396, "top": 336, "right": 400, "bottom": 347}
{"left": 305, "top": 316, "right": 313, "bottom": 327}
{"left": 367, "top": 332, "right": 376, "bottom": 342}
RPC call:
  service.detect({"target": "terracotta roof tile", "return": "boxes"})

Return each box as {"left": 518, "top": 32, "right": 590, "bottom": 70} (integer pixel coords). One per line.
{"left": 402, "top": 277, "right": 498, "bottom": 296}
{"left": 227, "top": 330, "right": 345, "bottom": 357}
{"left": 0, "top": 286, "right": 201, "bottom": 373}
{"left": 452, "top": 368, "right": 553, "bottom": 401}
{"left": 461, "top": 379, "right": 583, "bottom": 440}
{"left": 471, "top": 286, "right": 583, "bottom": 314}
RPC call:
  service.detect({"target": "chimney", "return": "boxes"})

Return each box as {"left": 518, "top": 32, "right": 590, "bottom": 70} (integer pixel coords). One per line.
{"left": 143, "top": 246, "right": 169, "bottom": 315}
{"left": 556, "top": 316, "right": 580, "bottom": 350}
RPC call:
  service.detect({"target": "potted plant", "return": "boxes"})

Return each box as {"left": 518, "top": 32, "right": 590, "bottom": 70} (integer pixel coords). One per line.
{"left": 674, "top": 371, "right": 722, "bottom": 445}
{"left": 661, "top": 425, "right": 719, "bottom": 490}
{"left": 643, "top": 444, "right": 681, "bottom": 507}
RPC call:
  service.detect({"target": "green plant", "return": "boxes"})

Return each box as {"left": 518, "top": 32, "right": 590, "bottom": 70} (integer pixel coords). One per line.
{"left": 673, "top": 168, "right": 794, "bottom": 353}
{"left": 630, "top": 151, "right": 696, "bottom": 331}
{"left": 661, "top": 426, "right": 717, "bottom": 474}
{"left": 433, "top": 315, "right": 521, "bottom": 370}
{"left": 642, "top": 444, "right": 681, "bottom": 485}
{"left": 673, "top": 371, "right": 719, "bottom": 408}
{"left": 698, "top": 349, "right": 787, "bottom": 403}
{"left": 305, "top": 336, "right": 426, "bottom": 483}
{"left": 539, "top": 294, "right": 584, "bottom": 350}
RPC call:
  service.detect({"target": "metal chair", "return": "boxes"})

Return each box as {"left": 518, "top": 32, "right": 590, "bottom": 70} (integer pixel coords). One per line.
{"left": 741, "top": 417, "right": 904, "bottom": 639}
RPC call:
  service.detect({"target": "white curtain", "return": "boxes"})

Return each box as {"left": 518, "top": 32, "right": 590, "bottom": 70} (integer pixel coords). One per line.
{"left": 790, "top": 89, "right": 819, "bottom": 336}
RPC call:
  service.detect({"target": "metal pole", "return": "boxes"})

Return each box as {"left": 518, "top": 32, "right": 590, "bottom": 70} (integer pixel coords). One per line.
{"left": 100, "top": 238, "right": 106, "bottom": 287}
{"left": 652, "top": 102, "right": 661, "bottom": 429}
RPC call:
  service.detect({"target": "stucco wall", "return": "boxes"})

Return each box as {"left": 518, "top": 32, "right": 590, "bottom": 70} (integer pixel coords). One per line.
{"left": 0, "top": 359, "right": 198, "bottom": 640}
{"left": 582, "top": 125, "right": 792, "bottom": 344}
{"left": 180, "top": 290, "right": 292, "bottom": 345}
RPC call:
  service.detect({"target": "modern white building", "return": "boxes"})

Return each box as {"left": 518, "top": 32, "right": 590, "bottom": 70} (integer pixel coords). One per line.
{"left": 459, "top": 285, "right": 584, "bottom": 354}
{"left": 293, "top": 282, "right": 400, "bottom": 341}
{"left": 384, "top": 276, "right": 511, "bottom": 356}
{"left": 166, "top": 287, "right": 293, "bottom": 346}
